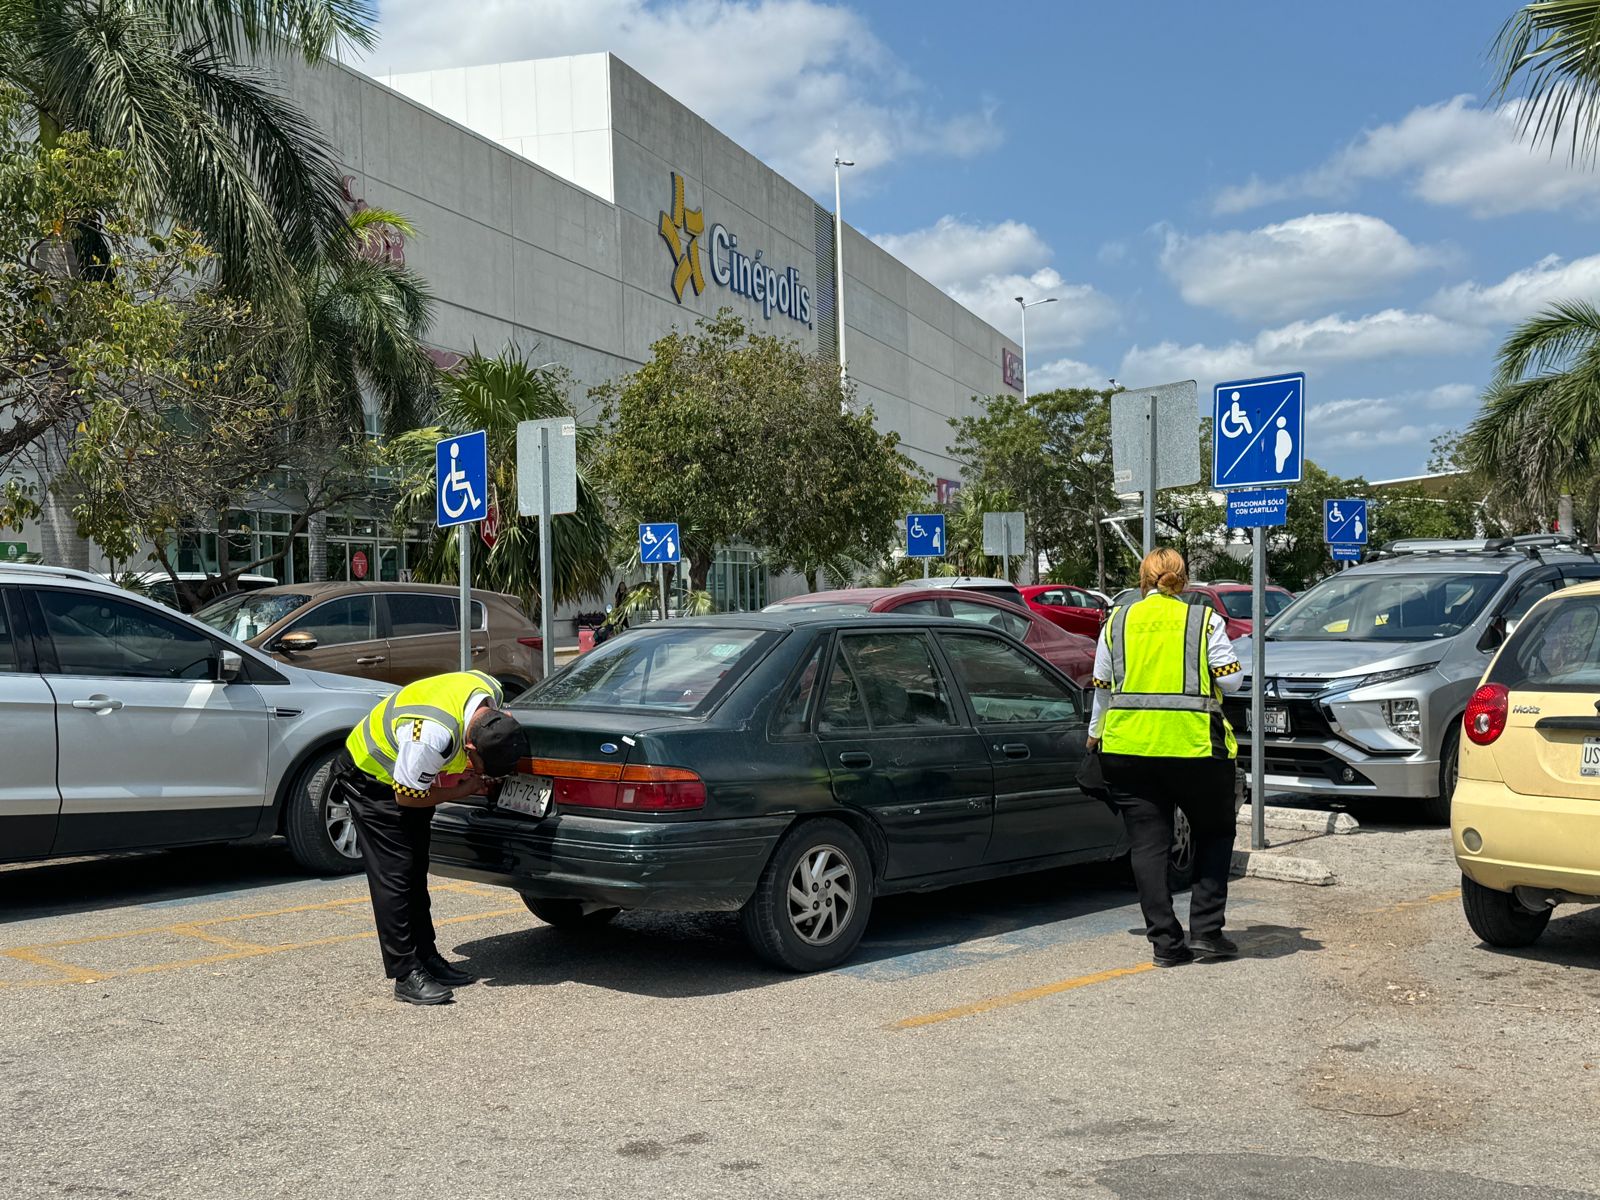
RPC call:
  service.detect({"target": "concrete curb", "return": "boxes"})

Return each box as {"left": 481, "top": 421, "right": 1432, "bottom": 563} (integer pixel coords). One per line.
{"left": 1237, "top": 805, "right": 1360, "bottom": 835}
{"left": 1230, "top": 850, "right": 1337, "bottom": 886}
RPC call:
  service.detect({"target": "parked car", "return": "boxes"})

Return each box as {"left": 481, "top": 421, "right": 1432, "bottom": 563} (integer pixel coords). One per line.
{"left": 1110, "top": 587, "right": 1141, "bottom": 610}
{"left": 1230, "top": 535, "right": 1600, "bottom": 821}
{"left": 894, "top": 574, "right": 1028, "bottom": 610}
{"left": 1452, "top": 579, "right": 1600, "bottom": 947}
{"left": 193, "top": 581, "right": 544, "bottom": 697}
{"left": 1180, "top": 581, "right": 1295, "bottom": 638}
{"left": 0, "top": 561, "right": 393, "bottom": 872}
{"left": 107, "top": 570, "right": 279, "bottom": 614}
{"left": 764, "top": 587, "right": 1094, "bottom": 684}
{"left": 428, "top": 612, "right": 1178, "bottom": 971}
{"left": 1019, "top": 584, "right": 1109, "bottom": 638}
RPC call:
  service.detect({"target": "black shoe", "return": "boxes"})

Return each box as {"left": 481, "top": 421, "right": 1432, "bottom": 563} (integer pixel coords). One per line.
{"left": 1153, "top": 945, "right": 1195, "bottom": 968}
{"left": 1190, "top": 933, "right": 1239, "bottom": 960}
{"left": 420, "top": 951, "right": 476, "bottom": 987}
{"left": 394, "top": 968, "right": 453, "bottom": 1005}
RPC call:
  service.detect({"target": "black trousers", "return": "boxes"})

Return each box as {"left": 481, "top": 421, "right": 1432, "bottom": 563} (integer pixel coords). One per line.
{"left": 332, "top": 748, "right": 438, "bottom": 979}
{"left": 1102, "top": 753, "right": 1237, "bottom": 955}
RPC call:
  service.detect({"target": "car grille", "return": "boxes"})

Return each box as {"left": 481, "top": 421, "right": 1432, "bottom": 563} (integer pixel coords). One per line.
{"left": 1235, "top": 745, "right": 1375, "bottom": 787}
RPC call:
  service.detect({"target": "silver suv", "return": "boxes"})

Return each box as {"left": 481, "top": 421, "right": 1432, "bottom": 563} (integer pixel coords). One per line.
{"left": 1231, "top": 535, "right": 1600, "bottom": 821}
{"left": 0, "top": 562, "right": 394, "bottom": 872}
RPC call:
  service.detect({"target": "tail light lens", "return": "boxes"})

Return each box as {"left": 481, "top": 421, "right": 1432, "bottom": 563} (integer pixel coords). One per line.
{"left": 1463, "top": 683, "right": 1508, "bottom": 746}
{"left": 517, "top": 635, "right": 543, "bottom": 649}
{"left": 526, "top": 757, "right": 705, "bottom": 811}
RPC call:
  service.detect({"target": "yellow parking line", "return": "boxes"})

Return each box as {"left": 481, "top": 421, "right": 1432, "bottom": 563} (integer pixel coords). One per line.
{"left": 1362, "top": 888, "right": 1460, "bottom": 916}
{"left": 894, "top": 963, "right": 1155, "bottom": 1030}
{"left": 1, "top": 947, "right": 104, "bottom": 985}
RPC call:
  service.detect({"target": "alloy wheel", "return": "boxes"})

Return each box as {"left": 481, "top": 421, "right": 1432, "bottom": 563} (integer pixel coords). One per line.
{"left": 787, "top": 844, "right": 855, "bottom": 946}
{"left": 324, "top": 794, "right": 360, "bottom": 859}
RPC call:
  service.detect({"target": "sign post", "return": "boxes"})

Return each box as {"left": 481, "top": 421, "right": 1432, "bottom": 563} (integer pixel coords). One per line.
{"left": 1111, "top": 380, "right": 1199, "bottom": 555}
{"left": 1214, "top": 372, "right": 1306, "bottom": 852}
{"left": 436, "top": 430, "right": 489, "bottom": 671}
{"left": 517, "top": 418, "right": 578, "bottom": 680}
{"left": 639, "top": 523, "right": 681, "bottom": 620}
{"left": 906, "top": 513, "right": 945, "bottom": 579}
{"left": 982, "top": 512, "right": 1025, "bottom": 581}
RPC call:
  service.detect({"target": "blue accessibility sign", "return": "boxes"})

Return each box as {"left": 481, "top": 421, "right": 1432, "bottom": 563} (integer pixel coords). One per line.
{"left": 436, "top": 430, "right": 488, "bottom": 527}
{"left": 639, "top": 522, "right": 681, "bottom": 564}
{"left": 906, "top": 513, "right": 945, "bottom": 558}
{"left": 1331, "top": 545, "right": 1362, "bottom": 563}
{"left": 1226, "top": 488, "right": 1289, "bottom": 528}
{"left": 1324, "top": 498, "right": 1368, "bottom": 545}
{"left": 1213, "top": 373, "right": 1305, "bottom": 490}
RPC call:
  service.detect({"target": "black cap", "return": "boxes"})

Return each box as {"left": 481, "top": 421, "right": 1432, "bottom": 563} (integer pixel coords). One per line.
{"left": 472, "top": 710, "right": 528, "bottom": 777}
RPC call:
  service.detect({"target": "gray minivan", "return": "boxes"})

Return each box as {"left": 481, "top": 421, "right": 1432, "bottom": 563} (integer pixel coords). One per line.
{"left": 1230, "top": 535, "right": 1600, "bottom": 821}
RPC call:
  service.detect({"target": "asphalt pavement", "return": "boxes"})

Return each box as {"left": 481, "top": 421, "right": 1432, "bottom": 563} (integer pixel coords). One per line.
{"left": 2, "top": 806, "right": 1597, "bottom": 1200}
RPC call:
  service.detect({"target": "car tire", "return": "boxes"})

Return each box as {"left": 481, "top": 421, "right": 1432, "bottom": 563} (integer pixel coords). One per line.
{"left": 1168, "top": 807, "right": 1197, "bottom": 892}
{"left": 521, "top": 895, "right": 621, "bottom": 929}
{"left": 283, "top": 746, "right": 364, "bottom": 875}
{"left": 496, "top": 675, "right": 534, "bottom": 702}
{"left": 740, "top": 818, "right": 874, "bottom": 972}
{"left": 1461, "top": 874, "right": 1552, "bottom": 947}
{"left": 1420, "top": 722, "right": 1461, "bottom": 825}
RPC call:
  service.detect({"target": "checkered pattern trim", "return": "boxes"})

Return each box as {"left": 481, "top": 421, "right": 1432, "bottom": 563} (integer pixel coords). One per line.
{"left": 393, "top": 783, "right": 428, "bottom": 801}
{"left": 1091, "top": 677, "right": 1113, "bottom": 690}
{"left": 411, "top": 720, "right": 424, "bottom": 742}
{"left": 1211, "top": 661, "right": 1242, "bottom": 679}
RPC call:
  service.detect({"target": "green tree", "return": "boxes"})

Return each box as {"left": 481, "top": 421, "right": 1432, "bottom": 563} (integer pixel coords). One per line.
{"left": 388, "top": 350, "right": 615, "bottom": 612}
{"left": 1493, "top": 1, "right": 1600, "bottom": 165}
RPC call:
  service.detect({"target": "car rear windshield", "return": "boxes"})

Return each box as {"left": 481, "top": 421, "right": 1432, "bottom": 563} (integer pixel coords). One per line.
{"left": 963, "top": 584, "right": 1027, "bottom": 610}
{"left": 518, "top": 626, "right": 775, "bottom": 714}
{"left": 1268, "top": 572, "right": 1500, "bottom": 642}
{"left": 1215, "top": 590, "right": 1293, "bottom": 620}
{"left": 1489, "top": 594, "right": 1600, "bottom": 691}
{"left": 194, "top": 592, "right": 310, "bottom": 641}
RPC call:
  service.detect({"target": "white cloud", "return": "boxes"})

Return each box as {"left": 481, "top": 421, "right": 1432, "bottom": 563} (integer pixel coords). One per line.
{"left": 1214, "top": 95, "right": 1600, "bottom": 218}
{"left": 1429, "top": 252, "right": 1600, "bottom": 327}
{"left": 870, "top": 218, "right": 1116, "bottom": 352}
{"left": 1120, "top": 309, "right": 1485, "bottom": 389}
{"left": 1160, "top": 213, "right": 1449, "bottom": 322}
{"left": 1029, "top": 357, "right": 1110, "bottom": 392}
{"left": 367, "top": 0, "right": 1000, "bottom": 193}
{"left": 1306, "top": 387, "right": 1478, "bottom": 451}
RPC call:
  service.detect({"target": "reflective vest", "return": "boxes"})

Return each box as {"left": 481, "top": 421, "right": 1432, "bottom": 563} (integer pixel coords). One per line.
{"left": 1102, "top": 594, "right": 1237, "bottom": 760}
{"left": 346, "top": 671, "right": 504, "bottom": 786}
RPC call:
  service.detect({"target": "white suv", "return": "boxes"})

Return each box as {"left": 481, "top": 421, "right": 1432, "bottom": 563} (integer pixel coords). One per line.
{"left": 0, "top": 563, "right": 393, "bottom": 872}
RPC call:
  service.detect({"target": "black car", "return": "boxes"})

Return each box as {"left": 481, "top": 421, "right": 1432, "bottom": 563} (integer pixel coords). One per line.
{"left": 429, "top": 612, "right": 1173, "bottom": 971}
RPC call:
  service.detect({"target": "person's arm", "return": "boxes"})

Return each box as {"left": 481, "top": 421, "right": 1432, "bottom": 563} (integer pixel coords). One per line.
{"left": 391, "top": 721, "right": 489, "bottom": 808}
{"left": 1208, "top": 612, "right": 1244, "bottom": 696}
{"left": 1086, "top": 625, "right": 1114, "bottom": 747}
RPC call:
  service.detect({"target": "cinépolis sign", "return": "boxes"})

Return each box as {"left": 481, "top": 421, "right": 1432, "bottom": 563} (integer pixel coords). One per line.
{"left": 659, "top": 172, "right": 811, "bottom": 328}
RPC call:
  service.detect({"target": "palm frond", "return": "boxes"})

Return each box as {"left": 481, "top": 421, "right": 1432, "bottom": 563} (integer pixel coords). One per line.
{"left": 1494, "top": 0, "right": 1600, "bottom": 165}
{"left": 154, "top": 0, "right": 377, "bottom": 62}
{"left": 1492, "top": 299, "right": 1600, "bottom": 382}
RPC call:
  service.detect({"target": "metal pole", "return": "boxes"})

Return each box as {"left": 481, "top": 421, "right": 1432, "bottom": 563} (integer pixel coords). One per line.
{"left": 658, "top": 562, "right": 668, "bottom": 621}
{"left": 1003, "top": 522, "right": 1012, "bottom": 583}
{"left": 538, "top": 427, "right": 555, "bottom": 680}
{"left": 457, "top": 525, "right": 471, "bottom": 672}
{"left": 923, "top": 557, "right": 929, "bottom": 580}
{"left": 834, "top": 157, "right": 848, "bottom": 386}
{"left": 1142, "top": 394, "right": 1158, "bottom": 556}
{"left": 1251, "top": 525, "right": 1267, "bottom": 851}
{"left": 1020, "top": 307, "right": 1029, "bottom": 403}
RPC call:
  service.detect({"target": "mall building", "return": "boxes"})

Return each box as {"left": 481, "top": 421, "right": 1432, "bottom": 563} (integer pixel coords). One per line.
{"left": 18, "top": 51, "right": 1024, "bottom": 614}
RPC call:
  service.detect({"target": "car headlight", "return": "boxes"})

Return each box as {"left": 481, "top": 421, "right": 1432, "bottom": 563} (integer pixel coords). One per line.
{"left": 1382, "top": 698, "right": 1422, "bottom": 745}
{"left": 1358, "top": 663, "right": 1437, "bottom": 689}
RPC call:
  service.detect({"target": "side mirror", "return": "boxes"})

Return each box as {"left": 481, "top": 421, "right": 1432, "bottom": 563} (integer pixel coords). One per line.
{"left": 273, "top": 630, "right": 319, "bottom": 654}
{"left": 217, "top": 650, "right": 243, "bottom": 682}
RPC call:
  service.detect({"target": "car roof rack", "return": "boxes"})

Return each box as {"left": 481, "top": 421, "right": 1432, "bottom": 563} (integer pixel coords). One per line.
{"left": 0, "top": 561, "right": 106, "bottom": 584}
{"left": 1380, "top": 533, "right": 1592, "bottom": 558}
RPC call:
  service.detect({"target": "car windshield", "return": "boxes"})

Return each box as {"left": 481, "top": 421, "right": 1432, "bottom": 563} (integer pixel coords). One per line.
{"left": 764, "top": 601, "right": 871, "bottom": 617}
{"left": 194, "top": 592, "right": 309, "bottom": 641}
{"left": 1214, "top": 590, "right": 1292, "bottom": 620}
{"left": 518, "top": 626, "right": 775, "bottom": 714}
{"left": 1490, "top": 594, "right": 1600, "bottom": 691}
{"left": 1269, "top": 572, "right": 1500, "bottom": 642}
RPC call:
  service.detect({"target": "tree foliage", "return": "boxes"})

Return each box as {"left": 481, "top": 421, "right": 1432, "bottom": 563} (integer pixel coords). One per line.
{"left": 1493, "top": 0, "right": 1600, "bottom": 166}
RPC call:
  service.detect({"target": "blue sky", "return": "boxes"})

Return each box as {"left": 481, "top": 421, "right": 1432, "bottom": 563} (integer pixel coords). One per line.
{"left": 370, "top": 0, "right": 1600, "bottom": 481}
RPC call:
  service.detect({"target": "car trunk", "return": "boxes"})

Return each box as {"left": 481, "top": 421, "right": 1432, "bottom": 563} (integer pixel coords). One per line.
{"left": 1495, "top": 690, "right": 1600, "bottom": 801}
{"left": 503, "top": 708, "right": 709, "bottom": 818}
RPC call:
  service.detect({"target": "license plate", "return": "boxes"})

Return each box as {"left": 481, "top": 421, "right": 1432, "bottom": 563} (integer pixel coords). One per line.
{"left": 497, "top": 774, "right": 553, "bottom": 818}
{"left": 1247, "top": 706, "right": 1290, "bottom": 735}
{"left": 1582, "top": 739, "right": 1600, "bottom": 778}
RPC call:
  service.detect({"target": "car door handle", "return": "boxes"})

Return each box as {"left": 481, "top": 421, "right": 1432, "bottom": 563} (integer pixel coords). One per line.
{"left": 838, "top": 752, "right": 873, "bottom": 769}
{"left": 72, "top": 696, "right": 124, "bottom": 713}
{"left": 1000, "top": 742, "right": 1031, "bottom": 759}
{"left": 471, "top": 645, "right": 487, "bottom": 656}
{"left": 355, "top": 655, "right": 387, "bottom": 666}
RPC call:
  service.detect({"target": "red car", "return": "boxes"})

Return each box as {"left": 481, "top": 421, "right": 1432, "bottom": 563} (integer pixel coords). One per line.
{"left": 767, "top": 587, "right": 1095, "bottom": 685}
{"left": 1179, "top": 581, "right": 1295, "bottom": 638}
{"left": 1019, "top": 584, "right": 1110, "bottom": 639}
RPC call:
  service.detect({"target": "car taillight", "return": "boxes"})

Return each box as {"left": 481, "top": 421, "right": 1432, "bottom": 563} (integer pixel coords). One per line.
{"left": 1463, "top": 683, "right": 1508, "bottom": 746}
{"left": 618, "top": 765, "right": 706, "bottom": 811}
{"left": 528, "top": 757, "right": 705, "bottom": 811}
{"left": 517, "top": 635, "right": 542, "bottom": 649}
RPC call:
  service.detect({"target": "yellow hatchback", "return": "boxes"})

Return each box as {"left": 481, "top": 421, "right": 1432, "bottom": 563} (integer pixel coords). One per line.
{"left": 1454, "top": 581, "right": 1600, "bottom": 946}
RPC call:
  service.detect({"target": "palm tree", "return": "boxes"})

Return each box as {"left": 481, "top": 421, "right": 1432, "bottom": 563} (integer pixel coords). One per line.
{"left": 0, "top": 0, "right": 374, "bottom": 298}
{"left": 1464, "top": 300, "right": 1600, "bottom": 525}
{"left": 1494, "top": 2, "right": 1600, "bottom": 164}
{"left": 387, "top": 350, "right": 616, "bottom": 613}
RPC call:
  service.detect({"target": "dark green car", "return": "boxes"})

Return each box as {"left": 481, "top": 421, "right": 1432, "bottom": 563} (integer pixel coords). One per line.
{"left": 429, "top": 612, "right": 1154, "bottom": 971}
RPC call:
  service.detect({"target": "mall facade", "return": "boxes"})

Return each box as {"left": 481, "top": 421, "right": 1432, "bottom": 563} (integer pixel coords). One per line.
{"left": 20, "top": 52, "right": 1024, "bottom": 614}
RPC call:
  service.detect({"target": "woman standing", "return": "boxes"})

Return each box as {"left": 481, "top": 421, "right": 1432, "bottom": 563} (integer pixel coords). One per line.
{"left": 1086, "top": 548, "right": 1244, "bottom": 967}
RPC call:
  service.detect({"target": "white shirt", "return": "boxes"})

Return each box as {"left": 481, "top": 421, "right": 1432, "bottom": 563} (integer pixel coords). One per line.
{"left": 391, "top": 692, "right": 493, "bottom": 797}
{"left": 1088, "top": 599, "right": 1243, "bottom": 738}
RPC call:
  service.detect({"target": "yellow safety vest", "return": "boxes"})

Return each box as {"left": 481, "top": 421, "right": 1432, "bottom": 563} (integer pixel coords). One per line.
{"left": 346, "top": 671, "right": 504, "bottom": 786}
{"left": 1102, "top": 594, "right": 1237, "bottom": 760}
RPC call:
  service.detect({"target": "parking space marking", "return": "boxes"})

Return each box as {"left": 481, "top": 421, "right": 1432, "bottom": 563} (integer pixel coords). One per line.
{"left": 1362, "top": 888, "right": 1460, "bottom": 916}
{"left": 895, "top": 962, "right": 1154, "bottom": 1029}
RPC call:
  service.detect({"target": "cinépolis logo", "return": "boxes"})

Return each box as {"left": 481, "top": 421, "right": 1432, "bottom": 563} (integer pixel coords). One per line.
{"left": 658, "top": 172, "right": 811, "bottom": 327}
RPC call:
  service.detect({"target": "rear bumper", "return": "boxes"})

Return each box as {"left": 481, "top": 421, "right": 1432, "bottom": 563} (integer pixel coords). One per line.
{"left": 1453, "top": 776, "right": 1600, "bottom": 898}
{"left": 428, "top": 806, "right": 791, "bottom": 912}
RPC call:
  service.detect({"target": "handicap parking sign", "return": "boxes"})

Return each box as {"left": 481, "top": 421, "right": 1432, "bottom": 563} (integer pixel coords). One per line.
{"left": 906, "top": 513, "right": 945, "bottom": 558}
{"left": 436, "top": 431, "right": 489, "bottom": 527}
{"left": 1213, "top": 373, "right": 1305, "bottom": 490}
{"left": 639, "top": 523, "right": 681, "bottom": 564}
{"left": 1324, "top": 498, "right": 1368, "bottom": 545}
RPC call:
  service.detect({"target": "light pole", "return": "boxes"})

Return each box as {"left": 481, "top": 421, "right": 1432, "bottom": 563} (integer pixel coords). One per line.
{"left": 834, "top": 154, "right": 854, "bottom": 386}
{"left": 1014, "top": 295, "right": 1057, "bottom": 401}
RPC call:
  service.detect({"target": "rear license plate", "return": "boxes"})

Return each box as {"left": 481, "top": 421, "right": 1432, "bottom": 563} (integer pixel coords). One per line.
{"left": 497, "top": 774, "right": 553, "bottom": 818}
{"left": 1582, "top": 739, "right": 1600, "bottom": 778}
{"left": 1246, "top": 706, "right": 1290, "bottom": 735}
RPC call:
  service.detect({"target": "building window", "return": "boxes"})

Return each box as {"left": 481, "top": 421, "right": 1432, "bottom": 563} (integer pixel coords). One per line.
{"left": 711, "top": 547, "right": 768, "bottom": 612}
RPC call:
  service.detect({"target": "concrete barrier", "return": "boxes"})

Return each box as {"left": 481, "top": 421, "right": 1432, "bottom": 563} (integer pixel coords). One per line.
{"left": 1230, "top": 850, "right": 1336, "bottom": 886}
{"left": 1237, "top": 804, "right": 1360, "bottom": 835}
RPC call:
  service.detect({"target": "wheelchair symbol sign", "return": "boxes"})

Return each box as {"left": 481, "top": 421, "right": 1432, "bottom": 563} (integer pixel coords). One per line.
{"left": 436, "top": 431, "right": 488, "bottom": 527}
{"left": 906, "top": 513, "right": 945, "bottom": 558}
{"left": 1212, "top": 373, "right": 1304, "bottom": 490}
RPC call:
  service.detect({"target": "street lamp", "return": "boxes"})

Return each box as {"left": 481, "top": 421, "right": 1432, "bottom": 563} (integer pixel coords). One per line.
{"left": 834, "top": 154, "right": 854, "bottom": 387}
{"left": 1014, "top": 295, "right": 1058, "bottom": 401}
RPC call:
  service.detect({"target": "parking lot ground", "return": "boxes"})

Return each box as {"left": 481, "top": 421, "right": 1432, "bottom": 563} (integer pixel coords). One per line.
{"left": 2, "top": 813, "right": 1598, "bottom": 1200}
